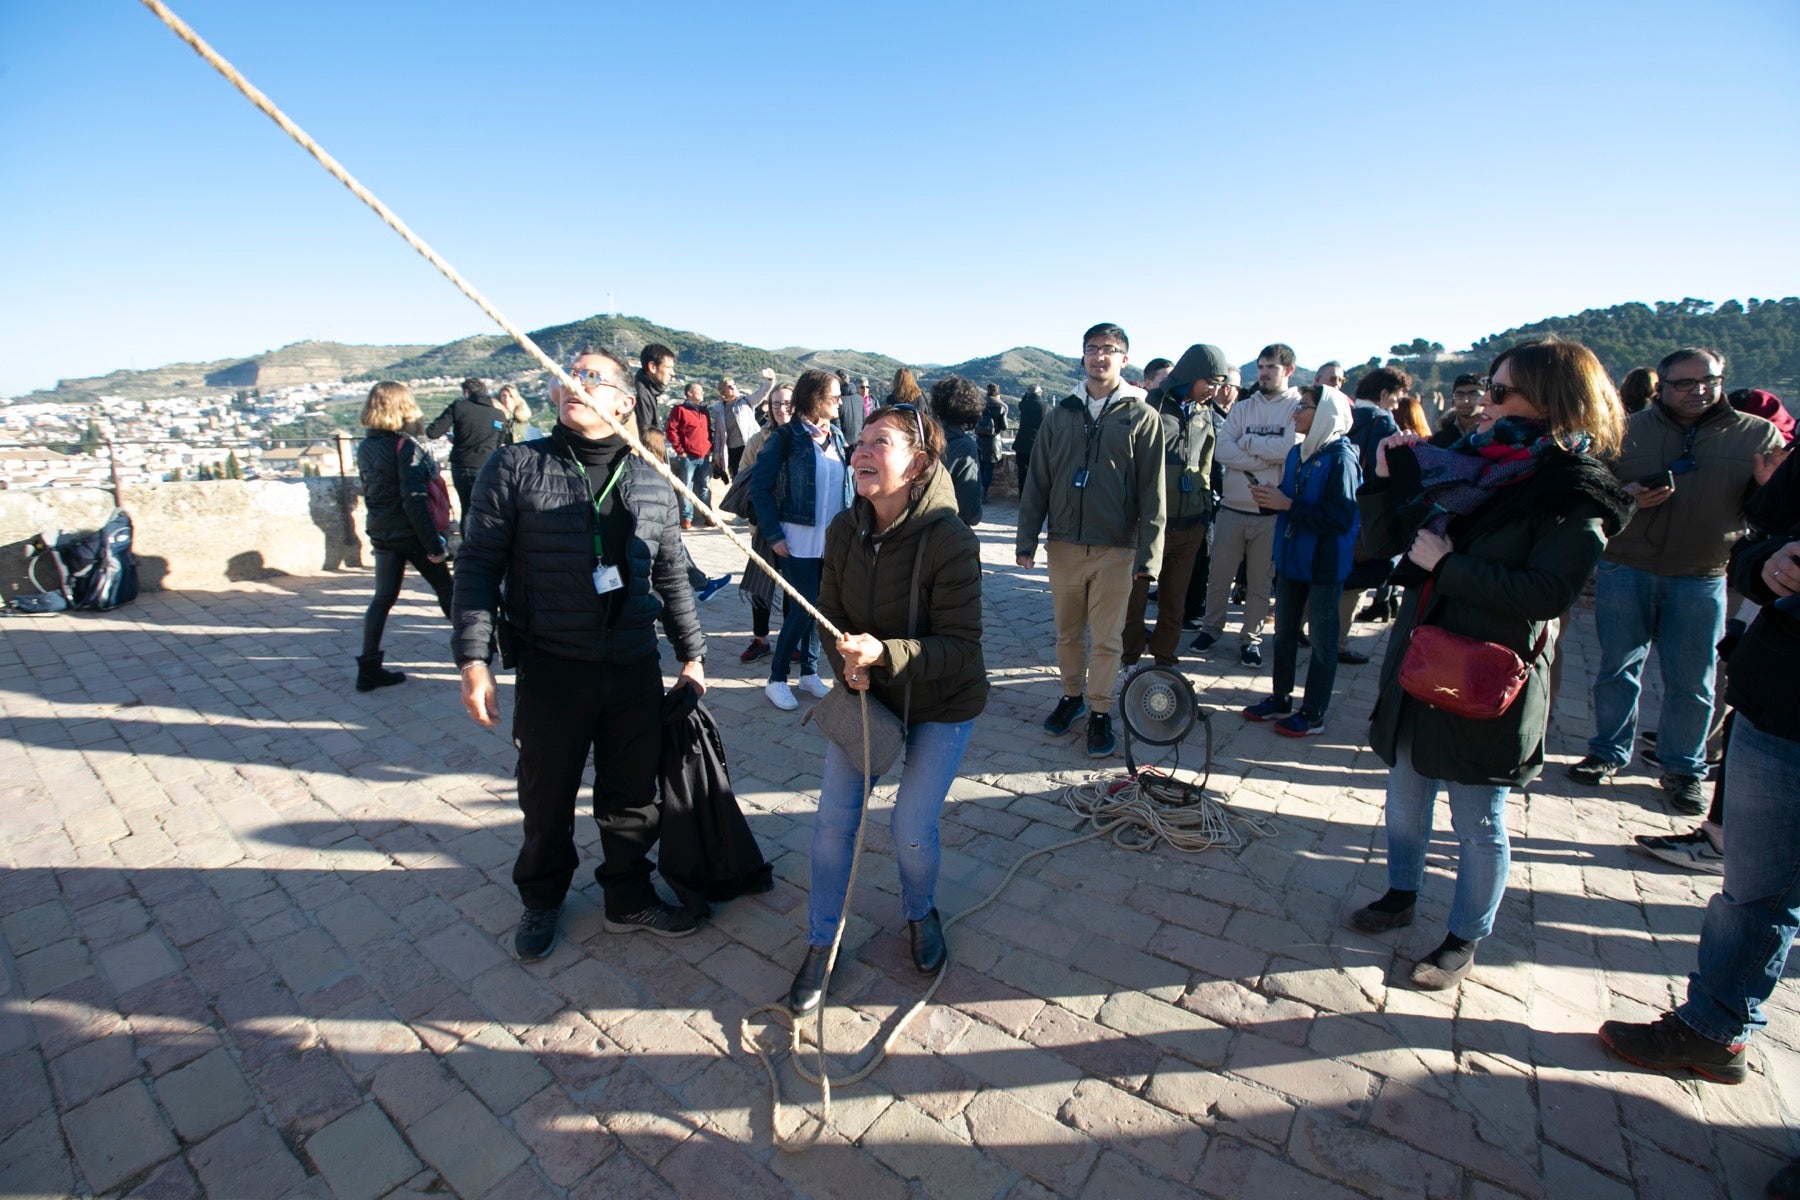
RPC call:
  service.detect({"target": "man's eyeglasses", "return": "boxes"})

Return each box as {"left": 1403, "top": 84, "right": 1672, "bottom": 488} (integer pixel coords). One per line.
{"left": 1664, "top": 375, "right": 1723, "bottom": 394}
{"left": 1082, "top": 344, "right": 1125, "bottom": 358}
{"left": 1452, "top": 389, "right": 1484, "bottom": 401}
{"left": 566, "top": 369, "right": 624, "bottom": 392}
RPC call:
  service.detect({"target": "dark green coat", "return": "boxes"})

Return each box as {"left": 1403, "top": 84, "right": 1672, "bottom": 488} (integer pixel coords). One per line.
{"left": 819, "top": 465, "right": 988, "bottom": 726}
{"left": 1362, "top": 448, "right": 1634, "bottom": 787}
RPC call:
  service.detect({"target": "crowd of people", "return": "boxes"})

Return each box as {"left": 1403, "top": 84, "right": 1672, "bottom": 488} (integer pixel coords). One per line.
{"left": 346, "top": 324, "right": 1799, "bottom": 1161}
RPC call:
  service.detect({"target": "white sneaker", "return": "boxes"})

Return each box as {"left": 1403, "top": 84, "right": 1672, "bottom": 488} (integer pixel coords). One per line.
{"left": 798, "top": 673, "right": 831, "bottom": 699}
{"left": 764, "top": 680, "right": 799, "bottom": 711}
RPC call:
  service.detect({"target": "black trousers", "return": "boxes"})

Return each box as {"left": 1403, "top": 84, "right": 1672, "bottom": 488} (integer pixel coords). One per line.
{"left": 361, "top": 540, "right": 453, "bottom": 657}
{"left": 512, "top": 648, "right": 663, "bottom": 913}
{"left": 451, "top": 467, "right": 480, "bottom": 534}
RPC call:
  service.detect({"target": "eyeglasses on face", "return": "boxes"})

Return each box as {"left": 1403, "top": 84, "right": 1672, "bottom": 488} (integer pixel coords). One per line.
{"left": 1082, "top": 344, "right": 1124, "bottom": 358}
{"left": 1487, "top": 383, "right": 1531, "bottom": 405}
{"left": 1664, "top": 375, "right": 1723, "bottom": 394}
{"left": 566, "top": 369, "right": 623, "bottom": 391}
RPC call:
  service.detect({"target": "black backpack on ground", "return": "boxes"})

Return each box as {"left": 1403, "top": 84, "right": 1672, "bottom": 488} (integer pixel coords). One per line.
{"left": 10, "top": 509, "right": 140, "bottom": 615}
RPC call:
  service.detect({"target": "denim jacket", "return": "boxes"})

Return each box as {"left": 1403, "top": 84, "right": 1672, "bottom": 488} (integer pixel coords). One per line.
{"left": 748, "top": 421, "right": 853, "bottom": 538}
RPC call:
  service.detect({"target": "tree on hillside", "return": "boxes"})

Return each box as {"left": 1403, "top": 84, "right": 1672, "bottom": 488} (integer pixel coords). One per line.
{"left": 1390, "top": 338, "right": 1445, "bottom": 357}
{"left": 77, "top": 419, "right": 104, "bottom": 455}
{"left": 224, "top": 451, "right": 243, "bottom": 480}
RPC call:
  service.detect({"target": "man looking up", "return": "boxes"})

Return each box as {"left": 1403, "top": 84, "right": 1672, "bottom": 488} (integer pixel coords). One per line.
{"left": 1571, "top": 347, "right": 1786, "bottom": 814}
{"left": 1430, "top": 373, "right": 1486, "bottom": 446}
{"left": 1193, "top": 343, "right": 1303, "bottom": 666}
{"left": 635, "top": 343, "right": 676, "bottom": 432}
{"left": 454, "top": 348, "right": 707, "bottom": 960}
{"left": 1123, "top": 344, "right": 1225, "bottom": 668}
{"left": 1017, "top": 323, "right": 1166, "bottom": 757}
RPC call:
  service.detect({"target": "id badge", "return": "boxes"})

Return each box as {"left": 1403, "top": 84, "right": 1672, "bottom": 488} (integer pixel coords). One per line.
{"left": 592, "top": 564, "right": 623, "bottom": 595}
{"left": 1073, "top": 467, "right": 1090, "bottom": 489}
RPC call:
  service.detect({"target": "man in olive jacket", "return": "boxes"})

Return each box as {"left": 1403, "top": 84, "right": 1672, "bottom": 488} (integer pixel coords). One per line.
{"left": 1016, "top": 322, "right": 1166, "bottom": 758}
{"left": 1122, "top": 342, "right": 1227, "bottom": 669}
{"left": 1572, "top": 347, "right": 1787, "bottom": 814}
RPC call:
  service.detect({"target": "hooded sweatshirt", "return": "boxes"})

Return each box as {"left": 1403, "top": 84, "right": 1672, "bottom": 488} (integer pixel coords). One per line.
{"left": 1213, "top": 385, "right": 1301, "bottom": 514}
{"left": 1149, "top": 344, "right": 1228, "bottom": 530}
{"left": 1275, "top": 386, "right": 1360, "bottom": 584}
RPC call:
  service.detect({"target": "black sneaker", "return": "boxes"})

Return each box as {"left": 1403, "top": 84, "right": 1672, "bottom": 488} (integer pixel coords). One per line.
{"left": 1567, "top": 755, "right": 1620, "bottom": 784}
{"left": 1643, "top": 746, "right": 1724, "bottom": 769}
{"left": 513, "top": 905, "right": 562, "bottom": 961}
{"left": 603, "top": 899, "right": 701, "bottom": 938}
{"left": 1086, "top": 712, "right": 1116, "bottom": 758}
{"left": 1240, "top": 643, "right": 1263, "bottom": 667}
{"left": 1337, "top": 648, "right": 1370, "bottom": 665}
{"left": 1044, "top": 695, "right": 1087, "bottom": 736}
{"left": 1633, "top": 827, "right": 1724, "bottom": 875}
{"left": 1659, "top": 772, "right": 1707, "bottom": 816}
{"left": 1598, "top": 1011, "right": 1747, "bottom": 1084}
{"left": 1189, "top": 630, "right": 1217, "bottom": 652}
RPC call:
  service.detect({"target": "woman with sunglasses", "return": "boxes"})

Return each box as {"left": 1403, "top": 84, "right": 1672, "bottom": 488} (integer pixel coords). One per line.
{"left": 786, "top": 403, "right": 988, "bottom": 1013}
{"left": 748, "top": 369, "right": 854, "bottom": 710}
{"left": 1348, "top": 339, "right": 1634, "bottom": 989}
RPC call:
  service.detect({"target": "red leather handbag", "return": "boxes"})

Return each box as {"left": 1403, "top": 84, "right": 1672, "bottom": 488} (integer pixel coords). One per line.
{"left": 1397, "top": 581, "right": 1550, "bottom": 720}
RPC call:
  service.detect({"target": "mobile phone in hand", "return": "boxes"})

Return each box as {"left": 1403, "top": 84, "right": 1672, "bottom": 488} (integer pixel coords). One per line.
{"left": 1637, "top": 469, "right": 1675, "bottom": 491}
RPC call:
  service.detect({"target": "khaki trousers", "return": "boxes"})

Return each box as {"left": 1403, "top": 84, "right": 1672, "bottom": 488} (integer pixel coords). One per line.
{"left": 1123, "top": 523, "right": 1209, "bottom": 667}
{"left": 1047, "top": 541, "right": 1136, "bottom": 712}
{"left": 1202, "top": 507, "right": 1277, "bottom": 646}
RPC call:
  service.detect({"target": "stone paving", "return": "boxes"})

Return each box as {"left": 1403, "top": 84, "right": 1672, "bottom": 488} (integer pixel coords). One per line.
{"left": 1, "top": 502, "right": 1796, "bottom": 1200}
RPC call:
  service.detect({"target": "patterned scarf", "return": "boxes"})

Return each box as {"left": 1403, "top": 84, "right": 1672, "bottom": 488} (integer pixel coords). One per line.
{"left": 1411, "top": 416, "right": 1586, "bottom": 534}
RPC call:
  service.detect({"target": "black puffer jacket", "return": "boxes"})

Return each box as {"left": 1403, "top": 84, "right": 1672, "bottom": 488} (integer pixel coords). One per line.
{"left": 356, "top": 431, "right": 446, "bottom": 553}
{"left": 451, "top": 428, "right": 705, "bottom": 667}
{"left": 1362, "top": 448, "right": 1635, "bottom": 786}
{"left": 426, "top": 396, "right": 511, "bottom": 477}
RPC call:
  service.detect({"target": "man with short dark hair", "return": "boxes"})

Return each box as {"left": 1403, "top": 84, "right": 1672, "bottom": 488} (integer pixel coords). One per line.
{"left": 455, "top": 348, "right": 707, "bottom": 958}
{"left": 665, "top": 382, "right": 715, "bottom": 530}
{"left": 636, "top": 343, "right": 676, "bottom": 431}
{"left": 1142, "top": 358, "right": 1175, "bottom": 391}
{"left": 1430, "top": 373, "right": 1485, "bottom": 446}
{"left": 1571, "top": 347, "right": 1786, "bottom": 814}
{"left": 1017, "top": 323, "right": 1166, "bottom": 757}
{"left": 1193, "top": 343, "right": 1302, "bottom": 666}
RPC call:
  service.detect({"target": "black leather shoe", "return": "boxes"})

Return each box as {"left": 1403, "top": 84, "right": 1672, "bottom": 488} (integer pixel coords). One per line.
{"left": 907, "top": 909, "right": 946, "bottom": 975}
{"left": 788, "top": 945, "right": 831, "bottom": 1015}
{"left": 513, "top": 905, "right": 561, "bottom": 961}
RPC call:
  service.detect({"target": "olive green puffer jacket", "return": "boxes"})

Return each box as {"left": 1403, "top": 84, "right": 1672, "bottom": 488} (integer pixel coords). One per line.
{"left": 818, "top": 465, "right": 988, "bottom": 725}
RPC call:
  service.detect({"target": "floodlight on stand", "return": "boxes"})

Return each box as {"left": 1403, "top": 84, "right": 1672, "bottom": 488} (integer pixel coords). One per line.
{"left": 1115, "top": 665, "right": 1210, "bottom": 799}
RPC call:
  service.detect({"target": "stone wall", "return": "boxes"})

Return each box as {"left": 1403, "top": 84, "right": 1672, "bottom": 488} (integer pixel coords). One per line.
{"left": 0, "top": 480, "right": 369, "bottom": 599}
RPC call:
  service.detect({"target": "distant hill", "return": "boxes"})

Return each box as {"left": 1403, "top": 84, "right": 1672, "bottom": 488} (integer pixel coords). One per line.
{"left": 17, "top": 341, "right": 434, "bottom": 404}
{"left": 16, "top": 297, "right": 1796, "bottom": 408}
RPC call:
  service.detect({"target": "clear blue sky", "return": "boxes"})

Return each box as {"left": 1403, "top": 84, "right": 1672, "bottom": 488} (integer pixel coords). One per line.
{"left": 3, "top": 0, "right": 1797, "bottom": 397}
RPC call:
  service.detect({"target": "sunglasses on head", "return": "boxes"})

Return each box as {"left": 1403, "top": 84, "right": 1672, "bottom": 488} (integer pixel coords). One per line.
{"left": 887, "top": 402, "right": 927, "bottom": 445}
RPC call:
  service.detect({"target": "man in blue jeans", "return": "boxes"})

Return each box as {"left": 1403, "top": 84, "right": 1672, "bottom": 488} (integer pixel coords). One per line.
{"left": 1601, "top": 455, "right": 1799, "bottom": 1138}
{"left": 1569, "top": 347, "right": 1784, "bottom": 813}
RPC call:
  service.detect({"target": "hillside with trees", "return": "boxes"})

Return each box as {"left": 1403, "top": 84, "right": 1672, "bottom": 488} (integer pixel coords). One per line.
{"left": 15, "top": 297, "right": 1795, "bottom": 408}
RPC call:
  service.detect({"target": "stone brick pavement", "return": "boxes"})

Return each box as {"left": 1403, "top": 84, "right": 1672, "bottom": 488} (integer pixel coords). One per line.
{"left": 2, "top": 503, "right": 1795, "bottom": 1199}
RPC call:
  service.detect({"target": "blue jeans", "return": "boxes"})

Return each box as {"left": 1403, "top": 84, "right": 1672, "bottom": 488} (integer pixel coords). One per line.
{"left": 769, "top": 555, "right": 821, "bottom": 682}
{"left": 676, "top": 454, "right": 710, "bottom": 522}
{"left": 1272, "top": 576, "right": 1342, "bottom": 716}
{"left": 1383, "top": 734, "right": 1512, "bottom": 940}
{"left": 807, "top": 719, "right": 976, "bottom": 946}
{"left": 1678, "top": 715, "right": 1800, "bottom": 1046}
{"left": 1588, "top": 562, "right": 1725, "bottom": 778}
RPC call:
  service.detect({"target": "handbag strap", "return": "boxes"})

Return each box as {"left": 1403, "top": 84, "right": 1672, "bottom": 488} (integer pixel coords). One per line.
{"left": 1415, "top": 577, "right": 1552, "bottom": 662}
{"left": 900, "top": 523, "right": 933, "bottom": 726}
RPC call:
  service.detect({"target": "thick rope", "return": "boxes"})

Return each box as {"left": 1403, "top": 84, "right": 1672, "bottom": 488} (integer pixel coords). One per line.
{"left": 739, "top": 759, "right": 1273, "bottom": 1149}
{"left": 137, "top": 0, "right": 841, "bottom": 644}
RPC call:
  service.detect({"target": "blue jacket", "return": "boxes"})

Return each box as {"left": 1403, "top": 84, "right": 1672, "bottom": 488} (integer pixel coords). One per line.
{"left": 1275, "top": 438, "right": 1361, "bottom": 584}
{"left": 747, "top": 421, "right": 854, "bottom": 539}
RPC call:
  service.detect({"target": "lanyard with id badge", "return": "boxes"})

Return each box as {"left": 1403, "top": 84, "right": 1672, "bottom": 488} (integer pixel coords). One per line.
{"left": 572, "top": 458, "right": 627, "bottom": 595}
